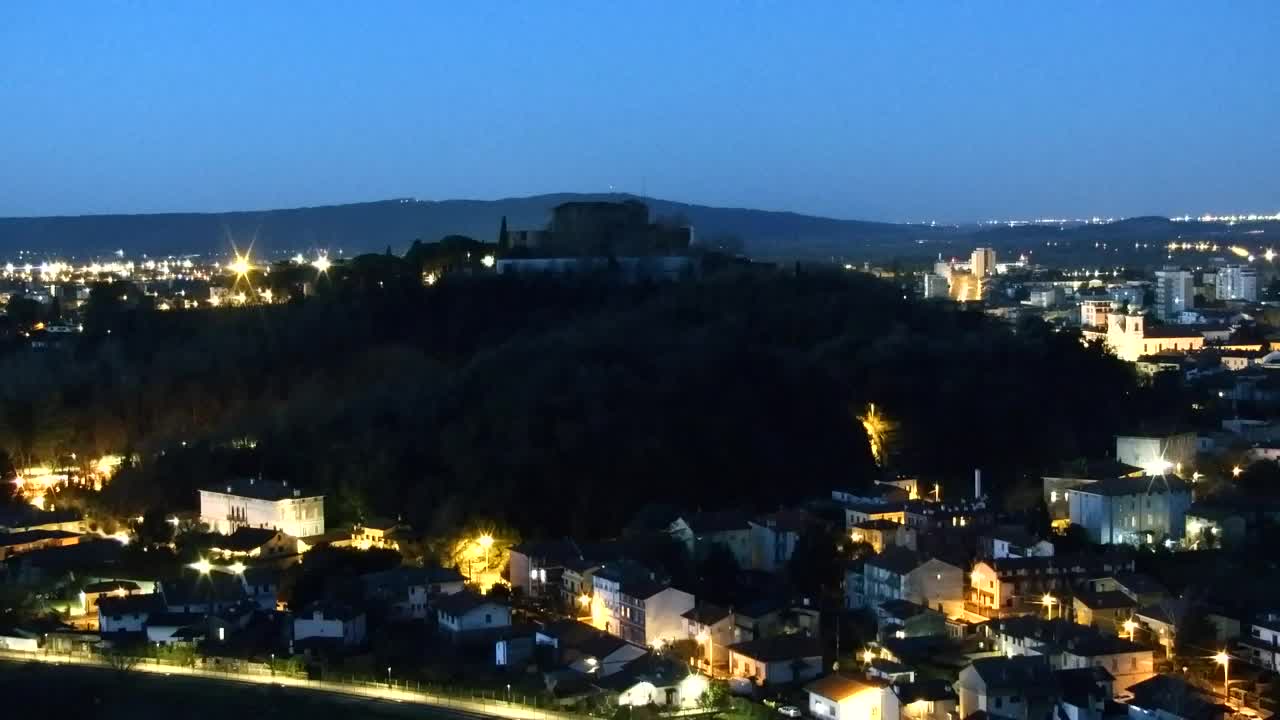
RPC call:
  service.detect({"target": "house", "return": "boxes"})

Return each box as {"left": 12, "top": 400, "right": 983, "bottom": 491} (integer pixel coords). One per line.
{"left": 561, "top": 558, "right": 603, "bottom": 610}
{"left": 732, "top": 594, "right": 821, "bottom": 643}
{"left": 986, "top": 616, "right": 1155, "bottom": 691}
{"left": 1073, "top": 590, "right": 1138, "bottom": 635}
{"left": 1067, "top": 475, "right": 1192, "bottom": 545}
{"left": 749, "top": 510, "right": 814, "bottom": 572}
{"left": 968, "top": 553, "right": 1136, "bottom": 619}
{"left": 591, "top": 565, "right": 694, "bottom": 647}
{"left": 98, "top": 593, "right": 162, "bottom": 634}
{"left": 1133, "top": 605, "right": 1176, "bottom": 657}
{"left": 435, "top": 590, "right": 511, "bottom": 638}
{"left": 1239, "top": 611, "right": 1280, "bottom": 671}
{"left": 145, "top": 612, "right": 205, "bottom": 645}
{"left": 161, "top": 570, "right": 247, "bottom": 614}
{"left": 1114, "top": 433, "right": 1198, "bottom": 473}
{"left": 898, "top": 678, "right": 959, "bottom": 720}
{"left": 198, "top": 477, "right": 324, "bottom": 538}
{"left": 240, "top": 566, "right": 282, "bottom": 611}
{"left": 669, "top": 511, "right": 755, "bottom": 569}
{"left": 980, "top": 526, "right": 1054, "bottom": 560}
{"left": 1055, "top": 666, "right": 1114, "bottom": 720}
{"left": 535, "top": 619, "right": 647, "bottom": 677}
{"left": 350, "top": 517, "right": 408, "bottom": 551}
{"left": 844, "top": 502, "right": 930, "bottom": 532}
{"left": 297, "top": 529, "right": 353, "bottom": 552}
{"left": 956, "top": 655, "right": 1059, "bottom": 720}
{"left": 0, "top": 529, "right": 82, "bottom": 561}
{"left": 1184, "top": 504, "right": 1247, "bottom": 549}
{"left": 727, "top": 633, "right": 823, "bottom": 686}
{"left": 860, "top": 547, "right": 964, "bottom": 619}
{"left": 79, "top": 580, "right": 140, "bottom": 617}
{"left": 1043, "top": 460, "right": 1146, "bottom": 531}
{"left": 509, "top": 539, "right": 582, "bottom": 599}
{"left": 0, "top": 627, "right": 40, "bottom": 653}
{"left": 851, "top": 519, "right": 917, "bottom": 553}
{"left": 1125, "top": 674, "right": 1229, "bottom": 720}
{"left": 805, "top": 673, "right": 900, "bottom": 720}
{"left": 682, "top": 603, "right": 734, "bottom": 676}
{"left": 876, "top": 599, "right": 945, "bottom": 639}
{"left": 293, "top": 602, "right": 366, "bottom": 647}
{"left": 361, "top": 566, "right": 464, "bottom": 620}
{"left": 207, "top": 527, "right": 297, "bottom": 559}
{"left": 595, "top": 654, "right": 705, "bottom": 709}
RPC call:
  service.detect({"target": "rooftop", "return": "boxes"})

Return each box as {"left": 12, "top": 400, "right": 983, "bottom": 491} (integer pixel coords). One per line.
{"left": 202, "top": 477, "right": 319, "bottom": 501}
{"left": 1074, "top": 590, "right": 1137, "bottom": 611}
{"left": 728, "top": 633, "right": 821, "bottom": 662}
{"left": 865, "top": 546, "right": 925, "bottom": 575}
{"left": 434, "top": 590, "right": 503, "bottom": 617}
{"left": 967, "top": 655, "right": 1056, "bottom": 694}
{"left": 1074, "top": 475, "right": 1190, "bottom": 497}
{"left": 0, "top": 529, "right": 80, "bottom": 547}
{"left": 209, "top": 527, "right": 284, "bottom": 552}
{"left": 681, "top": 603, "right": 731, "bottom": 626}
{"left": 806, "top": 673, "right": 886, "bottom": 702}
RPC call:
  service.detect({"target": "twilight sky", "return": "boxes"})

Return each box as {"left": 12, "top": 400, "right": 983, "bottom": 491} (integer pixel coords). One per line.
{"left": 2, "top": 1, "right": 1277, "bottom": 222}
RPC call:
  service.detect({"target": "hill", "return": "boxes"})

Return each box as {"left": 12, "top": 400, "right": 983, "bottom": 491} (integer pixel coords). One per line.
{"left": 0, "top": 193, "right": 939, "bottom": 261}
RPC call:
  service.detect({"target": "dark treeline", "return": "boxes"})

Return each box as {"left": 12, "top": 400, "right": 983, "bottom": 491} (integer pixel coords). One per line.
{"left": 4, "top": 263, "right": 1167, "bottom": 539}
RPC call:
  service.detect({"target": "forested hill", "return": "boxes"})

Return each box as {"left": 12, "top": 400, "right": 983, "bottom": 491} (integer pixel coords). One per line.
{"left": 6, "top": 268, "right": 1174, "bottom": 540}
{"left": 0, "top": 194, "right": 932, "bottom": 261}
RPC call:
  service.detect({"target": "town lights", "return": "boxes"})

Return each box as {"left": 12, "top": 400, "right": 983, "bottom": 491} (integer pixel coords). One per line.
{"left": 312, "top": 254, "right": 331, "bottom": 273}
{"left": 190, "top": 559, "right": 212, "bottom": 575}
{"left": 1041, "top": 593, "right": 1058, "bottom": 619}
{"left": 1215, "top": 651, "right": 1231, "bottom": 703}
{"left": 228, "top": 562, "right": 246, "bottom": 575}
{"left": 229, "top": 254, "right": 252, "bottom": 277}
{"left": 481, "top": 254, "right": 495, "bottom": 268}
{"left": 1123, "top": 619, "right": 1138, "bottom": 640}
{"left": 1232, "top": 466, "right": 1243, "bottom": 478}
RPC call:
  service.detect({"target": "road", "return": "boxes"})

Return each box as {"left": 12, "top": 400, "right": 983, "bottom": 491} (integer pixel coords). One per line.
{"left": 0, "top": 650, "right": 576, "bottom": 720}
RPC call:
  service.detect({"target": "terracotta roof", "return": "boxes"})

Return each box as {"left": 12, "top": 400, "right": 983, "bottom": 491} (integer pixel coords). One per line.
{"left": 805, "top": 673, "right": 884, "bottom": 702}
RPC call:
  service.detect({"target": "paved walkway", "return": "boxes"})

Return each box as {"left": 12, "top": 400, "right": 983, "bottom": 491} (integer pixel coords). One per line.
{"left": 0, "top": 650, "right": 579, "bottom": 720}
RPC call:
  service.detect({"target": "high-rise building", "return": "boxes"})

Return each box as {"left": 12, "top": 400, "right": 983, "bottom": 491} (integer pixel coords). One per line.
{"left": 971, "top": 247, "right": 996, "bottom": 278}
{"left": 923, "top": 273, "right": 950, "bottom": 299}
{"left": 1154, "top": 269, "right": 1193, "bottom": 320}
{"left": 1217, "top": 265, "right": 1258, "bottom": 302}
{"left": 1079, "top": 299, "right": 1113, "bottom": 329}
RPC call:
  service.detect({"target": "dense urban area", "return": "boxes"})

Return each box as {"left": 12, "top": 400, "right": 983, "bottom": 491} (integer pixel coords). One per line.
{"left": 2, "top": 198, "right": 1280, "bottom": 720}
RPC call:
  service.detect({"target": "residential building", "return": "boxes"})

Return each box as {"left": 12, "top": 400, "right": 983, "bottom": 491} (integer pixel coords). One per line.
{"left": 146, "top": 612, "right": 205, "bottom": 646}
{"left": 749, "top": 510, "right": 813, "bottom": 572}
{"left": 207, "top": 527, "right": 297, "bottom": 559}
{"left": 875, "top": 599, "right": 945, "bottom": 639}
{"left": 79, "top": 580, "right": 140, "bottom": 619}
{"left": 361, "top": 565, "right": 465, "bottom": 620}
{"left": 1072, "top": 589, "right": 1137, "bottom": 635}
{"left": 1115, "top": 433, "right": 1197, "bottom": 472}
{"left": 682, "top": 603, "right": 734, "bottom": 676}
{"left": 596, "top": 654, "right": 703, "bottom": 709}
{"left": 293, "top": 602, "right": 367, "bottom": 647}
{"left": 435, "top": 590, "right": 511, "bottom": 637}
{"left": 726, "top": 634, "right": 823, "bottom": 686}
{"left": 508, "top": 539, "right": 581, "bottom": 599}
{"left": 898, "top": 679, "right": 959, "bottom": 720}
{"left": 860, "top": 548, "right": 964, "bottom": 619}
{"left": 561, "top": 558, "right": 603, "bottom": 610}
{"left": 1126, "top": 675, "right": 1229, "bottom": 720}
{"left": 1044, "top": 461, "right": 1145, "bottom": 529}
{"left": 198, "top": 478, "right": 324, "bottom": 538}
{"left": 591, "top": 567, "right": 694, "bottom": 647}
{"left": 349, "top": 517, "right": 409, "bottom": 551}
{"left": 972, "top": 247, "right": 996, "bottom": 278}
{"left": 535, "top": 619, "right": 647, "bottom": 677}
{"left": 1067, "top": 475, "right": 1192, "bottom": 545}
{"left": 240, "top": 566, "right": 282, "bottom": 612}
{"left": 851, "top": 519, "right": 916, "bottom": 554}
{"left": 968, "top": 554, "right": 1136, "bottom": 619}
{"left": 161, "top": 569, "right": 248, "bottom": 615}
{"left": 1240, "top": 611, "right": 1280, "bottom": 671}
{"left": 1080, "top": 299, "right": 1113, "bottom": 329}
{"left": 923, "top": 273, "right": 949, "bottom": 299}
{"left": 1055, "top": 667, "right": 1114, "bottom": 720}
{"left": 98, "top": 593, "right": 162, "bottom": 634}
{"left": 980, "top": 526, "right": 1054, "bottom": 560}
{"left": 1133, "top": 605, "right": 1176, "bottom": 657}
{"left": 986, "top": 616, "right": 1155, "bottom": 690}
{"left": 805, "top": 673, "right": 900, "bottom": 720}
{"left": 1099, "top": 312, "right": 1230, "bottom": 363}
{"left": 669, "top": 511, "right": 755, "bottom": 569}
{"left": 956, "top": 655, "right": 1058, "bottom": 720}
{"left": 732, "top": 594, "right": 820, "bottom": 643}
{"left": 1155, "top": 269, "right": 1194, "bottom": 321}
{"left": 1217, "top": 265, "right": 1257, "bottom": 302}
{"left": 0, "top": 529, "right": 81, "bottom": 561}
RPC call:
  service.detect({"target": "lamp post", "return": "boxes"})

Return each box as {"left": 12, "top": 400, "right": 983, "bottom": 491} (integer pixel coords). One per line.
{"left": 478, "top": 534, "right": 494, "bottom": 581}
{"left": 1214, "top": 651, "right": 1231, "bottom": 705}
{"left": 1122, "top": 619, "right": 1138, "bottom": 641}
{"left": 190, "top": 558, "right": 213, "bottom": 618}
{"left": 1041, "top": 593, "right": 1057, "bottom": 620}
{"left": 387, "top": 666, "right": 392, "bottom": 689}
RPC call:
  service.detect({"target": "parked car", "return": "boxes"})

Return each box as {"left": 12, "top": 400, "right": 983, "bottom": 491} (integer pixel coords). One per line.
{"left": 779, "top": 706, "right": 802, "bottom": 718}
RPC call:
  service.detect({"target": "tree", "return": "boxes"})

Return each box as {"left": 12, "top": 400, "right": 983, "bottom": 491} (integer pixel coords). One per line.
{"left": 695, "top": 544, "right": 741, "bottom": 604}
{"left": 135, "top": 508, "right": 174, "bottom": 547}
{"left": 787, "top": 528, "right": 843, "bottom": 597}
{"left": 1054, "top": 523, "right": 1093, "bottom": 554}
{"left": 698, "top": 681, "right": 730, "bottom": 710}
{"left": 498, "top": 216, "right": 509, "bottom": 250}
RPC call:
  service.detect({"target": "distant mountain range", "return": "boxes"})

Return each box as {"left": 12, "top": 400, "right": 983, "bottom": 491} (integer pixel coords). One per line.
{"left": 0, "top": 194, "right": 1275, "bottom": 263}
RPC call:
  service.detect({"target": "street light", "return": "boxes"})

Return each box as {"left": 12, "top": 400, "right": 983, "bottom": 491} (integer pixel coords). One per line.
{"left": 1232, "top": 466, "right": 1243, "bottom": 478}
{"left": 1122, "top": 619, "right": 1138, "bottom": 641}
{"left": 697, "top": 630, "right": 713, "bottom": 677}
{"left": 477, "top": 534, "right": 494, "bottom": 581}
{"left": 1041, "top": 593, "right": 1057, "bottom": 620}
{"left": 1214, "top": 652, "right": 1230, "bottom": 703}
{"left": 189, "top": 559, "right": 212, "bottom": 575}
{"left": 227, "top": 562, "right": 246, "bottom": 575}
{"left": 387, "top": 666, "right": 392, "bottom": 689}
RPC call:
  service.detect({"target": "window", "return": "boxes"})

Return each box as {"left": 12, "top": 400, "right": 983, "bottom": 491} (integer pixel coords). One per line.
{"left": 995, "top": 698, "right": 1004, "bottom": 709}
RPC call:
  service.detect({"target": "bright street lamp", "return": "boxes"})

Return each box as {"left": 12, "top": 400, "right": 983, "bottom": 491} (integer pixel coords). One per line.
{"left": 227, "top": 562, "right": 246, "bottom": 575}
{"left": 189, "top": 559, "right": 212, "bottom": 575}
{"left": 1214, "top": 651, "right": 1231, "bottom": 704}
{"left": 1232, "top": 466, "right": 1243, "bottom": 478}
{"left": 1041, "top": 593, "right": 1058, "bottom": 619}
{"left": 1122, "top": 619, "right": 1137, "bottom": 640}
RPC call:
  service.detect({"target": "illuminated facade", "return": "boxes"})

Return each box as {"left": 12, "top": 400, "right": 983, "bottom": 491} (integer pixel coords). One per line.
{"left": 198, "top": 478, "right": 324, "bottom": 539}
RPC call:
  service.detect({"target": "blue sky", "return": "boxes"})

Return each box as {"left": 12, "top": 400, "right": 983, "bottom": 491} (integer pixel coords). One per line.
{"left": 1, "top": 1, "right": 1277, "bottom": 221}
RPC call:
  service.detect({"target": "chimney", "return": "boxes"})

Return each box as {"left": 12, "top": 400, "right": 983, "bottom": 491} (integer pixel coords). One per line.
{"left": 974, "top": 469, "right": 982, "bottom": 499}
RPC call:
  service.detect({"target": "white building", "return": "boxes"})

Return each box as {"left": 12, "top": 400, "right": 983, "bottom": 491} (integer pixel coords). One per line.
{"left": 806, "top": 674, "right": 900, "bottom": 720}
{"left": 435, "top": 590, "right": 511, "bottom": 635}
{"left": 591, "top": 567, "right": 695, "bottom": 647}
{"left": 1241, "top": 612, "right": 1280, "bottom": 671}
{"left": 98, "top": 594, "right": 161, "bottom": 634}
{"left": 1067, "top": 475, "right": 1192, "bottom": 545}
{"left": 923, "top": 274, "right": 950, "bottom": 299}
{"left": 1218, "top": 264, "right": 1258, "bottom": 302}
{"left": 1155, "top": 269, "right": 1193, "bottom": 320}
{"left": 199, "top": 477, "right": 324, "bottom": 538}
{"left": 293, "top": 602, "right": 366, "bottom": 647}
